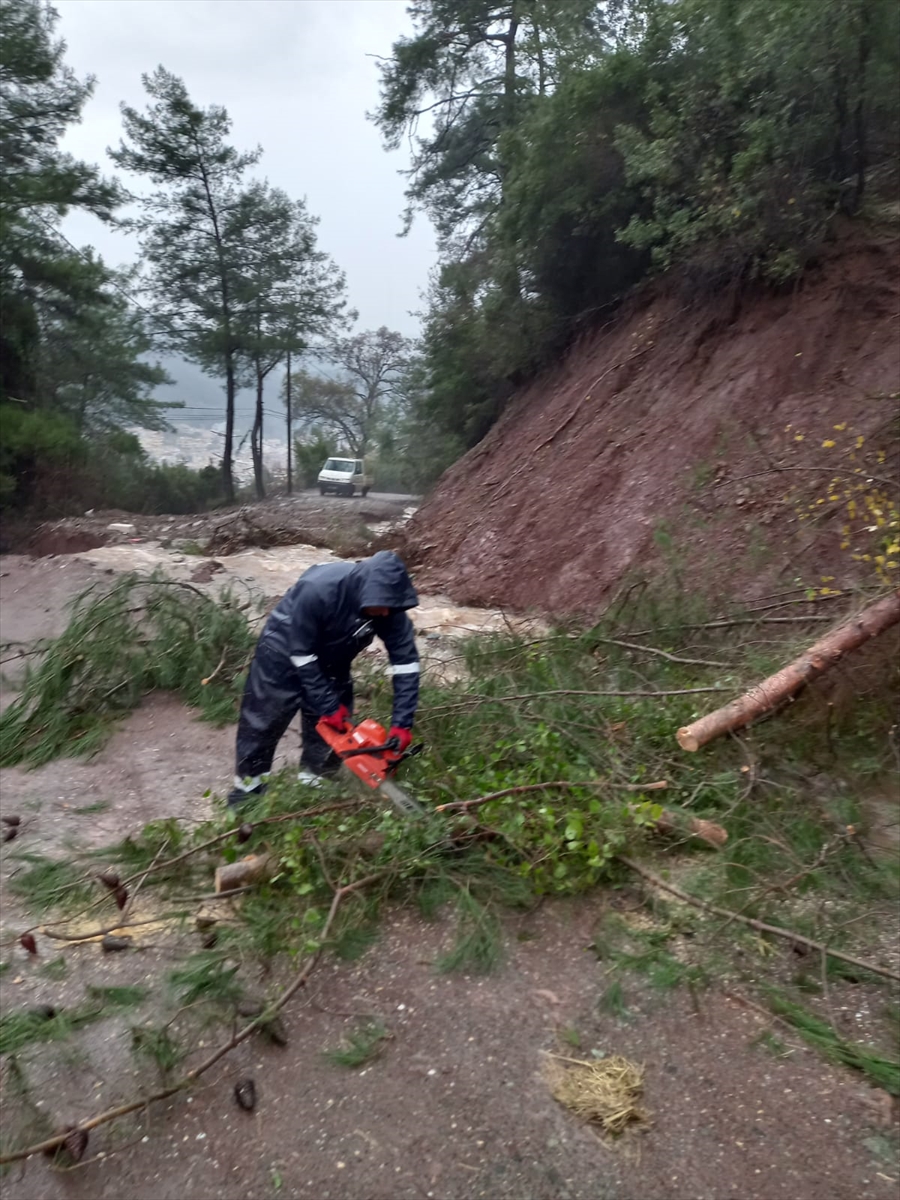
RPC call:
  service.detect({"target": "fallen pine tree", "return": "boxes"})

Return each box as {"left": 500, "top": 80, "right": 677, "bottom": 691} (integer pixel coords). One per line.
{"left": 1, "top": 586, "right": 897, "bottom": 1170}
{"left": 676, "top": 589, "right": 900, "bottom": 752}
{"left": 0, "top": 574, "right": 258, "bottom": 767}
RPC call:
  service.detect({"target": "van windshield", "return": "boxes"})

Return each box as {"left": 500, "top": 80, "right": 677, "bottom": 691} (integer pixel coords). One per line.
{"left": 323, "top": 459, "right": 355, "bottom": 473}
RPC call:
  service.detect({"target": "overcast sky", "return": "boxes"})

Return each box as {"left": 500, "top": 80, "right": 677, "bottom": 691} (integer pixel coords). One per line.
{"left": 52, "top": 0, "right": 437, "bottom": 428}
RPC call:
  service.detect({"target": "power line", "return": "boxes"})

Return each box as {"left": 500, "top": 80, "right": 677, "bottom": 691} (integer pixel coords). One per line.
{"left": 163, "top": 406, "right": 285, "bottom": 414}
{"left": 33, "top": 211, "right": 175, "bottom": 332}
{"left": 157, "top": 405, "right": 286, "bottom": 420}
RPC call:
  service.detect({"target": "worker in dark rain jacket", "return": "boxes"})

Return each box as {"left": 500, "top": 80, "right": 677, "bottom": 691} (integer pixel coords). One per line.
{"left": 228, "top": 550, "right": 420, "bottom": 807}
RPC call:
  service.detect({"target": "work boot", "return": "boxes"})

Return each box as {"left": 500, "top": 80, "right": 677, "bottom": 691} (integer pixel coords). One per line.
{"left": 228, "top": 777, "right": 269, "bottom": 808}
{"left": 296, "top": 770, "right": 323, "bottom": 788}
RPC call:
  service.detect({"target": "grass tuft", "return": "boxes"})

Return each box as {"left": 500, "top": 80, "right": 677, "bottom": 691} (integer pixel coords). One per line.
{"left": 324, "top": 1020, "right": 389, "bottom": 1068}
{"left": 765, "top": 989, "right": 900, "bottom": 1095}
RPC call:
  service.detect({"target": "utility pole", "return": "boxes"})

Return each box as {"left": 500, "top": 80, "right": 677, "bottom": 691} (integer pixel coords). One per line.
{"left": 285, "top": 348, "right": 292, "bottom": 496}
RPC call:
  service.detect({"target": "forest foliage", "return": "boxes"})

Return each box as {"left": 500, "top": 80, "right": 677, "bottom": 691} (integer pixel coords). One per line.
{"left": 2, "top": 0, "right": 897, "bottom": 509}
{"left": 373, "top": 0, "right": 900, "bottom": 480}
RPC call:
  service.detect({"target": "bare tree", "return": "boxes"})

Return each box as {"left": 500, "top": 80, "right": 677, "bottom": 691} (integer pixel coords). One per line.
{"left": 287, "top": 327, "right": 412, "bottom": 456}
{"left": 326, "top": 327, "right": 413, "bottom": 453}
{"left": 287, "top": 370, "right": 363, "bottom": 455}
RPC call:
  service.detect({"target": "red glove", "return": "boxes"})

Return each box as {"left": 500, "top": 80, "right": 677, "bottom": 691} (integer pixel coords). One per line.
{"left": 321, "top": 704, "right": 351, "bottom": 732}
{"left": 388, "top": 726, "right": 412, "bottom": 752}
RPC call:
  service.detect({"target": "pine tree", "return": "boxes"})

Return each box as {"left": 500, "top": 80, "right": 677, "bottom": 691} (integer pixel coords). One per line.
{"left": 110, "top": 67, "right": 261, "bottom": 503}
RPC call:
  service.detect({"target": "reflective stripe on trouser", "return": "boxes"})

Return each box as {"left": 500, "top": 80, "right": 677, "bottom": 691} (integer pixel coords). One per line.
{"left": 386, "top": 662, "right": 420, "bottom": 676}
{"left": 232, "top": 773, "right": 269, "bottom": 793}
{"left": 234, "top": 642, "right": 353, "bottom": 780}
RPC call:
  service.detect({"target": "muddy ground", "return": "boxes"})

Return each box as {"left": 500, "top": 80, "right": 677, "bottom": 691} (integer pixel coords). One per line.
{"left": 1, "top": 536, "right": 899, "bottom": 1200}
{"left": 0, "top": 490, "right": 418, "bottom": 561}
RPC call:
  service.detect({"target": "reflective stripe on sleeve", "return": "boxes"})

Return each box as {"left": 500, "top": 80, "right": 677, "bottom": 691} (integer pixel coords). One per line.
{"left": 290, "top": 654, "right": 318, "bottom": 668}
{"left": 387, "top": 662, "right": 420, "bottom": 676}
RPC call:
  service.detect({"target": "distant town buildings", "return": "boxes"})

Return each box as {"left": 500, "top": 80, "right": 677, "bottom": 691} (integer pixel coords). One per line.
{"left": 137, "top": 425, "right": 288, "bottom": 484}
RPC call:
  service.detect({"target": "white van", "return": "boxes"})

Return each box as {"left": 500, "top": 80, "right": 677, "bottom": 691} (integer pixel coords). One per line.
{"left": 317, "top": 457, "right": 372, "bottom": 497}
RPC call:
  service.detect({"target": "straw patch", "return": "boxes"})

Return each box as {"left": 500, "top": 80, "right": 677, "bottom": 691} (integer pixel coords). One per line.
{"left": 545, "top": 1052, "right": 648, "bottom": 1134}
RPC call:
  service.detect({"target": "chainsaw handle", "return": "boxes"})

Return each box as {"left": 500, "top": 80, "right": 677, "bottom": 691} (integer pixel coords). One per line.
{"left": 338, "top": 736, "right": 400, "bottom": 759}
{"left": 385, "top": 742, "right": 424, "bottom": 772}
{"left": 338, "top": 738, "right": 424, "bottom": 768}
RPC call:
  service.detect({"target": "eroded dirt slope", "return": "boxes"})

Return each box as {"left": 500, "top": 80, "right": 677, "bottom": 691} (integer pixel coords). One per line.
{"left": 405, "top": 230, "right": 900, "bottom": 615}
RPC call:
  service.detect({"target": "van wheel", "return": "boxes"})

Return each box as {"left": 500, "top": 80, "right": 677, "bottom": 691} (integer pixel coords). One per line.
{"left": 345, "top": 484, "right": 355, "bottom": 498}
{"left": 319, "top": 486, "right": 326, "bottom": 496}
{"left": 361, "top": 486, "right": 369, "bottom": 498}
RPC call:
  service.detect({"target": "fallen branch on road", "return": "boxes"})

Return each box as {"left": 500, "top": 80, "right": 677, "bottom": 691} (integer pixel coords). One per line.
{"left": 0, "top": 869, "right": 388, "bottom": 1167}
{"left": 4, "top": 799, "right": 370, "bottom": 951}
{"left": 427, "top": 685, "right": 726, "bottom": 716}
{"left": 586, "top": 636, "right": 733, "bottom": 669}
{"left": 618, "top": 856, "right": 900, "bottom": 983}
{"left": 435, "top": 779, "right": 667, "bottom": 814}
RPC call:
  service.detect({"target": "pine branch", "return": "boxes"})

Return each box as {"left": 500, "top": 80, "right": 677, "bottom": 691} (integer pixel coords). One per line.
{"left": 0, "top": 870, "right": 387, "bottom": 1166}
{"left": 618, "top": 856, "right": 900, "bottom": 983}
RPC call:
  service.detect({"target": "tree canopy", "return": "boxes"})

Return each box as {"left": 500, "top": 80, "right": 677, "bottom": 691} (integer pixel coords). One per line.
{"left": 4, "top": 0, "right": 897, "bottom": 512}
{"left": 111, "top": 68, "right": 349, "bottom": 502}
{"left": 374, "top": 0, "right": 900, "bottom": 480}
{"left": 0, "top": 0, "right": 169, "bottom": 510}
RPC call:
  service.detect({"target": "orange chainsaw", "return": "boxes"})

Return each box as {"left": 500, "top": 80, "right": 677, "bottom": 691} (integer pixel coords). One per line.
{"left": 315, "top": 716, "right": 426, "bottom": 819}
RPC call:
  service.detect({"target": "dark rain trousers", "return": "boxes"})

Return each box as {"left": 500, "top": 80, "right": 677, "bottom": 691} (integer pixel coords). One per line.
{"left": 235, "top": 641, "right": 353, "bottom": 779}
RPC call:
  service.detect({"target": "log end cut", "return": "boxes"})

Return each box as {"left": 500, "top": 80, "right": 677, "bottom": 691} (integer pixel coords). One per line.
{"left": 215, "top": 853, "right": 273, "bottom": 894}
{"left": 676, "top": 727, "right": 700, "bottom": 752}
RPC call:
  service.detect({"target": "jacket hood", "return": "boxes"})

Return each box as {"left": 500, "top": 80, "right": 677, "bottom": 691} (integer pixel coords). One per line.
{"left": 357, "top": 551, "right": 419, "bottom": 611}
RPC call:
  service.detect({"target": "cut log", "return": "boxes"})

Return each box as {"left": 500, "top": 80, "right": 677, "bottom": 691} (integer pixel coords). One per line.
{"left": 654, "top": 810, "right": 728, "bottom": 848}
{"left": 628, "top": 804, "right": 727, "bottom": 847}
{"left": 215, "top": 853, "right": 274, "bottom": 894}
{"left": 677, "top": 589, "right": 900, "bottom": 752}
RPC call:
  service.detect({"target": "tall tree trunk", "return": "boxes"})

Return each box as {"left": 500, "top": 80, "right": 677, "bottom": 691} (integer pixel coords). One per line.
{"left": 195, "top": 154, "right": 235, "bottom": 504}
{"left": 252, "top": 364, "right": 265, "bottom": 500}
{"left": 223, "top": 357, "right": 236, "bottom": 504}
{"left": 852, "top": 3, "right": 872, "bottom": 211}
{"left": 534, "top": 23, "right": 547, "bottom": 96}
{"left": 499, "top": 6, "right": 522, "bottom": 304}
{"left": 503, "top": 7, "right": 520, "bottom": 131}
{"left": 832, "top": 60, "right": 849, "bottom": 188}
{"left": 285, "top": 348, "right": 292, "bottom": 496}
{"left": 77, "top": 375, "right": 89, "bottom": 434}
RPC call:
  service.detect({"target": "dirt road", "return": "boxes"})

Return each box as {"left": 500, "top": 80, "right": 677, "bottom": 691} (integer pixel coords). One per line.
{"left": 1, "top": 543, "right": 897, "bottom": 1200}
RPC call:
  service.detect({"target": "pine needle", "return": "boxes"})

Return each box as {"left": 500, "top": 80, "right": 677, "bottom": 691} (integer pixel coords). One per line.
{"left": 765, "top": 989, "right": 900, "bottom": 1095}
{"left": 436, "top": 886, "right": 503, "bottom": 974}
{"left": 0, "top": 575, "right": 256, "bottom": 767}
{"left": 324, "top": 1020, "right": 390, "bottom": 1067}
